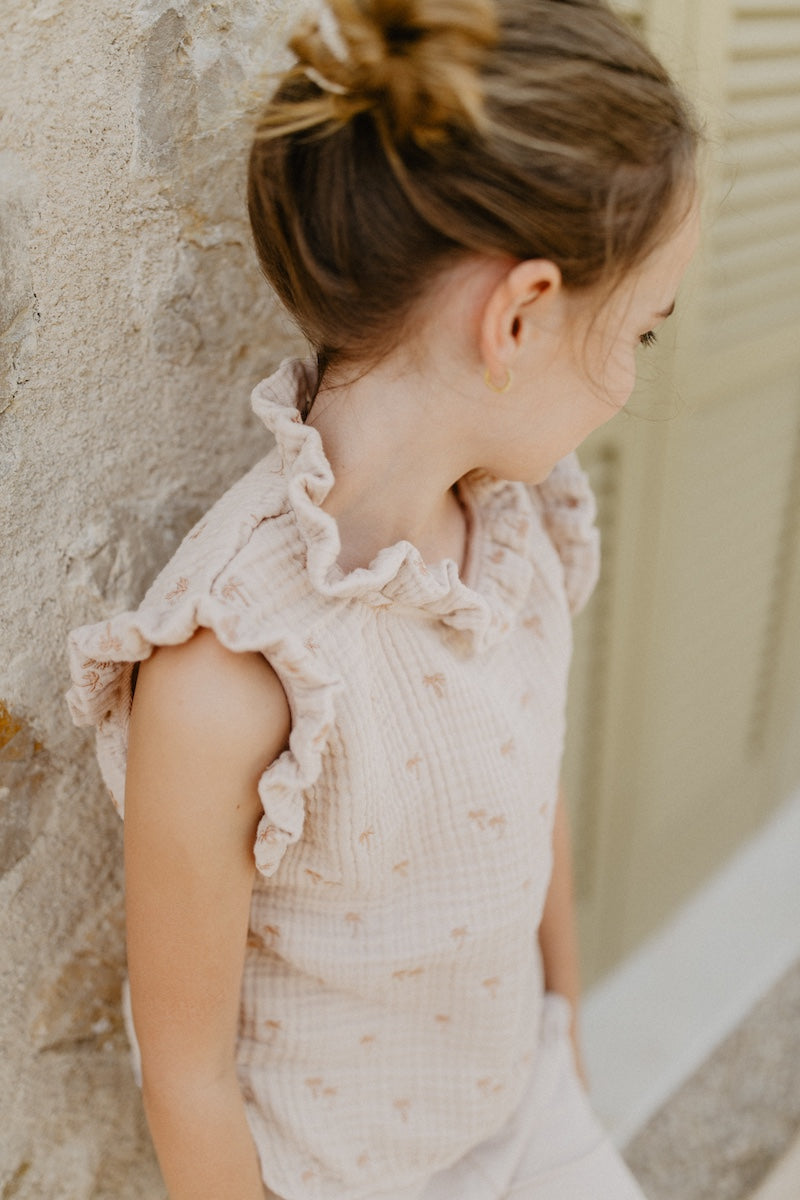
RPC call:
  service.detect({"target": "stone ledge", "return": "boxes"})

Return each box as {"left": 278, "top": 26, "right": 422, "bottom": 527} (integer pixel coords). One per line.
{"left": 623, "top": 960, "right": 800, "bottom": 1200}
{"left": 749, "top": 1130, "right": 800, "bottom": 1200}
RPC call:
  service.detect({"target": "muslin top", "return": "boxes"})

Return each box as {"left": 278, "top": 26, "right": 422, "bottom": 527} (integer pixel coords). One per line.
{"left": 66, "top": 357, "right": 600, "bottom": 1200}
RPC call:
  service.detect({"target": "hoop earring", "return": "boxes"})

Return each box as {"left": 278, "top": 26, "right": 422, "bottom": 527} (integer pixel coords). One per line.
{"left": 483, "top": 366, "right": 513, "bottom": 394}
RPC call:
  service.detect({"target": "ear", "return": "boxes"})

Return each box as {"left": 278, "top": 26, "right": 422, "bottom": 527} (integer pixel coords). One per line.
{"left": 478, "top": 259, "right": 563, "bottom": 380}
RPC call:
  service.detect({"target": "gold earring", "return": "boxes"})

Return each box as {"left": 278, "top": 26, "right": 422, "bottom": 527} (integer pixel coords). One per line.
{"left": 483, "top": 366, "right": 513, "bottom": 394}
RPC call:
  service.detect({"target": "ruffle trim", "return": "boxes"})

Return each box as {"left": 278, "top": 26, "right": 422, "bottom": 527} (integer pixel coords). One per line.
{"left": 250, "top": 359, "right": 599, "bottom": 652}
{"left": 66, "top": 592, "right": 340, "bottom": 878}
{"left": 66, "top": 358, "right": 599, "bottom": 877}
{"left": 533, "top": 453, "right": 601, "bottom": 616}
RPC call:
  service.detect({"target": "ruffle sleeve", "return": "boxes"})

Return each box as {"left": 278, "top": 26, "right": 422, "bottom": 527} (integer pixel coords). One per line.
{"left": 532, "top": 451, "right": 601, "bottom": 616}
{"left": 66, "top": 583, "right": 340, "bottom": 879}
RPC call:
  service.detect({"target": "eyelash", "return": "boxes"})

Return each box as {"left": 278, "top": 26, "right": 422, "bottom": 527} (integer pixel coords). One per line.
{"left": 639, "top": 330, "right": 658, "bottom": 348}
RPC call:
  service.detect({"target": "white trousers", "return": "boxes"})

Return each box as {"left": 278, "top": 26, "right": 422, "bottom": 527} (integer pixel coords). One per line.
{"left": 415, "top": 994, "right": 646, "bottom": 1200}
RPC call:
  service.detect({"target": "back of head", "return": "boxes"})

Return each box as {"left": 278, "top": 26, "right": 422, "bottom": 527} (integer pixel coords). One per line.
{"left": 248, "top": 0, "right": 700, "bottom": 370}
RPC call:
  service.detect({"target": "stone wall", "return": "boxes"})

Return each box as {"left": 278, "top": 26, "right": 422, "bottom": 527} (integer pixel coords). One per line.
{"left": 0, "top": 3, "right": 303, "bottom": 1195}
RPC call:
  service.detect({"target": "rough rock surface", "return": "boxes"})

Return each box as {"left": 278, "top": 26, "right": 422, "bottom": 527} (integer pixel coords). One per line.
{"left": 1, "top": 2, "right": 304, "bottom": 1194}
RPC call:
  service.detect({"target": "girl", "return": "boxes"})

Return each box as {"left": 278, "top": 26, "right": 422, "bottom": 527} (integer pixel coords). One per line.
{"left": 67, "top": 1, "right": 700, "bottom": 1197}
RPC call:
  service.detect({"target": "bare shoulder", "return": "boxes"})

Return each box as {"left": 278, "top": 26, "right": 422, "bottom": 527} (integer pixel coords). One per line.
{"left": 130, "top": 628, "right": 291, "bottom": 789}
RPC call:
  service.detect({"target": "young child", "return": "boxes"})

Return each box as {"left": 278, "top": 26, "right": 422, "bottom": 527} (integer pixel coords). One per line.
{"left": 67, "top": 1, "right": 700, "bottom": 1197}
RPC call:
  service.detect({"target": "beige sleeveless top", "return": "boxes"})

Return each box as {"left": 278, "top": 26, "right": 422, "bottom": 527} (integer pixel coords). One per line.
{"left": 67, "top": 358, "right": 600, "bottom": 1200}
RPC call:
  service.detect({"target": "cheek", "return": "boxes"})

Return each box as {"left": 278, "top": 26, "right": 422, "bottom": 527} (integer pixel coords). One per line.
{"left": 576, "top": 326, "right": 635, "bottom": 417}
{"left": 597, "top": 346, "right": 636, "bottom": 411}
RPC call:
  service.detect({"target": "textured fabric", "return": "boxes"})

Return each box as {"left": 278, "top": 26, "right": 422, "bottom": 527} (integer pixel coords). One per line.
{"left": 417, "top": 995, "right": 646, "bottom": 1200}
{"left": 263, "top": 996, "right": 646, "bottom": 1200}
{"left": 67, "top": 358, "right": 601, "bottom": 1200}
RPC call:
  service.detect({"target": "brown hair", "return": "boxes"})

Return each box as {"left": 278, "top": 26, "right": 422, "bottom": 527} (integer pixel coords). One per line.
{"left": 248, "top": 0, "right": 699, "bottom": 369}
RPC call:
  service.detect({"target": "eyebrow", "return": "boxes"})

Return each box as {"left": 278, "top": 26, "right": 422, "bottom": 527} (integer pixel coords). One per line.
{"left": 656, "top": 301, "right": 677, "bottom": 320}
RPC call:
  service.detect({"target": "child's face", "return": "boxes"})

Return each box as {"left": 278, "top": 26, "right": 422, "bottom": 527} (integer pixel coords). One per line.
{"left": 506, "top": 199, "right": 701, "bottom": 483}
{"left": 570, "top": 199, "right": 701, "bottom": 410}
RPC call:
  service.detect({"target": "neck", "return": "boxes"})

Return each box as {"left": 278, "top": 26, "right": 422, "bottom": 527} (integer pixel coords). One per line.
{"left": 305, "top": 353, "right": 479, "bottom": 573}
{"left": 300, "top": 252, "right": 550, "bottom": 572}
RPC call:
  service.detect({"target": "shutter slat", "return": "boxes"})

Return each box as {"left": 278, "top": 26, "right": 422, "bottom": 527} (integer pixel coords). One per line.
{"left": 727, "top": 89, "right": 800, "bottom": 131}
{"left": 722, "top": 128, "right": 800, "bottom": 175}
{"left": 714, "top": 196, "right": 800, "bottom": 252}
{"left": 729, "top": 55, "right": 800, "bottom": 94}
{"left": 731, "top": 14, "right": 800, "bottom": 55}
{"left": 707, "top": 267, "right": 800, "bottom": 341}
{"left": 715, "top": 159, "right": 800, "bottom": 211}
{"left": 735, "top": 1, "right": 800, "bottom": 15}
{"left": 709, "top": 225, "right": 800, "bottom": 285}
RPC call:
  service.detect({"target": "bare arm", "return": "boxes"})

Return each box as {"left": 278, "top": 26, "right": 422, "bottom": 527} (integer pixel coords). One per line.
{"left": 538, "top": 781, "right": 586, "bottom": 1084}
{"left": 125, "top": 628, "right": 291, "bottom": 1200}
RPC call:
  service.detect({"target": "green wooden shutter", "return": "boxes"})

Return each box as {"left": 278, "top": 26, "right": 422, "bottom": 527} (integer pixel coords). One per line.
{"left": 564, "top": 0, "right": 800, "bottom": 982}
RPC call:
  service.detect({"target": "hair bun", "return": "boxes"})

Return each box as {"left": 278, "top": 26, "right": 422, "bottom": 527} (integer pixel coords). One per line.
{"left": 290, "top": 0, "right": 497, "bottom": 144}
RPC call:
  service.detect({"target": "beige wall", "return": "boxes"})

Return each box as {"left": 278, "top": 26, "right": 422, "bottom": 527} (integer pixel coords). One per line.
{"left": 1, "top": 2, "right": 302, "bottom": 1194}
